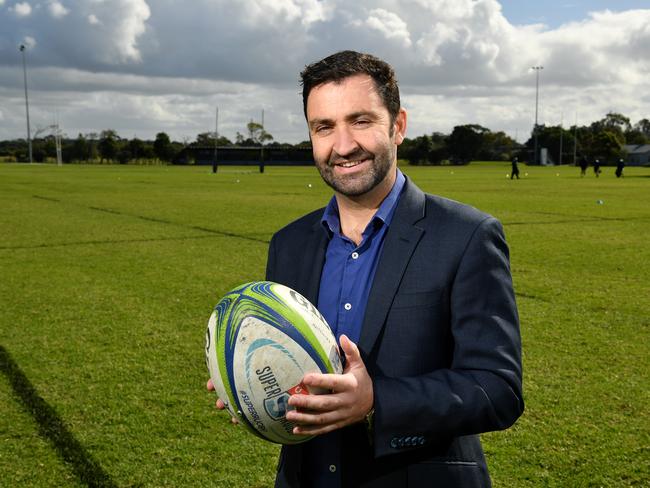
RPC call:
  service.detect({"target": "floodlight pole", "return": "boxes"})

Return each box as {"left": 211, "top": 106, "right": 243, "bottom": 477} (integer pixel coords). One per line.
{"left": 532, "top": 66, "right": 543, "bottom": 165}
{"left": 20, "top": 44, "right": 33, "bottom": 164}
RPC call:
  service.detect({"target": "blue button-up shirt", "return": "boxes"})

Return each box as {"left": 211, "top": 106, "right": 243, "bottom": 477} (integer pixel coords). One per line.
{"left": 318, "top": 169, "right": 406, "bottom": 344}
{"left": 303, "top": 170, "right": 405, "bottom": 487}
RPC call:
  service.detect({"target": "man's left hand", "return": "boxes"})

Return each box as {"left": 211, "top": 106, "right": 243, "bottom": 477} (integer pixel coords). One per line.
{"left": 285, "top": 334, "right": 373, "bottom": 436}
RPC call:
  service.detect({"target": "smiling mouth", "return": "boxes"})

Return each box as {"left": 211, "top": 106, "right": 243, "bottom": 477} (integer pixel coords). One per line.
{"left": 333, "top": 159, "right": 368, "bottom": 168}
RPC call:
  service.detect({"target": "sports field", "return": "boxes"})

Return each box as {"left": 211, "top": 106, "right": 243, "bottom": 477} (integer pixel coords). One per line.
{"left": 1, "top": 162, "right": 648, "bottom": 487}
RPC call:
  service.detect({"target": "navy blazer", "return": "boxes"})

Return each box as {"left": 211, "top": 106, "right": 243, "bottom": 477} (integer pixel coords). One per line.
{"left": 266, "top": 177, "right": 524, "bottom": 487}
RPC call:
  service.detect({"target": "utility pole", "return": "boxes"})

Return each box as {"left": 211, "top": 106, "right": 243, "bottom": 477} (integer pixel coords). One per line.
{"left": 532, "top": 66, "right": 543, "bottom": 165}
{"left": 559, "top": 112, "right": 563, "bottom": 165}
{"left": 573, "top": 112, "right": 578, "bottom": 167}
{"left": 212, "top": 107, "right": 218, "bottom": 174}
{"left": 260, "top": 109, "right": 265, "bottom": 173}
{"left": 20, "top": 44, "right": 32, "bottom": 163}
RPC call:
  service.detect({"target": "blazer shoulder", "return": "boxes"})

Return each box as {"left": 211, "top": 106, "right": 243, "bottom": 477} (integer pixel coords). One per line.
{"left": 423, "top": 193, "right": 497, "bottom": 230}
{"left": 400, "top": 176, "right": 496, "bottom": 230}
{"left": 271, "top": 207, "right": 325, "bottom": 243}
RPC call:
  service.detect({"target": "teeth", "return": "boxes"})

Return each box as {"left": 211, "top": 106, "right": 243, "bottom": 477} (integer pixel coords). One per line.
{"left": 338, "top": 161, "right": 362, "bottom": 168}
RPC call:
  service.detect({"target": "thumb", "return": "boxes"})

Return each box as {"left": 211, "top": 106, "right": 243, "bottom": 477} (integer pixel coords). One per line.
{"left": 339, "top": 334, "right": 362, "bottom": 370}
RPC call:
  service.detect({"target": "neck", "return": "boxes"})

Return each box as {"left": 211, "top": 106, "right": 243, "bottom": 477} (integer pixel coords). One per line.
{"left": 336, "top": 169, "right": 397, "bottom": 246}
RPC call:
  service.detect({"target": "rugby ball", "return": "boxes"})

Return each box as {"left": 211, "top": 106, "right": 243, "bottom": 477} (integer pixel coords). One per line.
{"left": 205, "top": 281, "right": 343, "bottom": 444}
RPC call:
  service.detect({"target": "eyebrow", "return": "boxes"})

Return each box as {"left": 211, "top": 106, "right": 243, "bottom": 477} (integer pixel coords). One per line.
{"left": 308, "top": 110, "right": 378, "bottom": 130}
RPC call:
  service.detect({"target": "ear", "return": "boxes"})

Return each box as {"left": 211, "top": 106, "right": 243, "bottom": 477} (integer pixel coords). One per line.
{"left": 393, "top": 108, "right": 407, "bottom": 146}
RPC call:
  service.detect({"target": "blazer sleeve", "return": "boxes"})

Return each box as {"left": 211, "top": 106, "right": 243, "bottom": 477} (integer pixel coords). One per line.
{"left": 371, "top": 216, "right": 524, "bottom": 457}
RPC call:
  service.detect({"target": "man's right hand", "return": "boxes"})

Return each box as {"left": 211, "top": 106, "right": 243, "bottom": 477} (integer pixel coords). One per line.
{"left": 206, "top": 378, "right": 239, "bottom": 424}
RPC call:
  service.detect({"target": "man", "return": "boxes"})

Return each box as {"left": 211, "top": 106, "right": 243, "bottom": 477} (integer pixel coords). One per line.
{"left": 615, "top": 158, "right": 625, "bottom": 178}
{"left": 511, "top": 156, "right": 520, "bottom": 179}
{"left": 210, "top": 50, "right": 523, "bottom": 487}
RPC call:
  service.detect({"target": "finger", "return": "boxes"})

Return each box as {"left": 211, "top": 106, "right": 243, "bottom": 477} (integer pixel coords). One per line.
{"left": 207, "top": 378, "right": 215, "bottom": 391}
{"left": 287, "top": 391, "right": 342, "bottom": 412}
{"left": 339, "top": 335, "right": 361, "bottom": 368}
{"left": 286, "top": 408, "right": 342, "bottom": 428}
{"left": 216, "top": 398, "right": 226, "bottom": 410}
{"left": 301, "top": 372, "right": 354, "bottom": 392}
{"left": 293, "top": 421, "right": 345, "bottom": 436}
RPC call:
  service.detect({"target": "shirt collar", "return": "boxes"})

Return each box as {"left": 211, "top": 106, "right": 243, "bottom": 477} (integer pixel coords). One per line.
{"left": 321, "top": 169, "right": 406, "bottom": 237}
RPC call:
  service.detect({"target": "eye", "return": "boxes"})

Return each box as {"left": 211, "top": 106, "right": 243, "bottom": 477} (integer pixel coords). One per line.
{"left": 313, "top": 125, "right": 332, "bottom": 135}
{"left": 353, "top": 119, "right": 371, "bottom": 127}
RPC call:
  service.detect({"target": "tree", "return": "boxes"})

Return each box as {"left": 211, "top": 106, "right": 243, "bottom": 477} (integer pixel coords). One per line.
{"left": 153, "top": 132, "right": 173, "bottom": 161}
{"left": 195, "top": 132, "right": 232, "bottom": 146}
{"left": 626, "top": 119, "right": 650, "bottom": 144}
{"left": 524, "top": 125, "right": 575, "bottom": 164}
{"left": 401, "top": 133, "right": 448, "bottom": 165}
{"left": 635, "top": 118, "right": 650, "bottom": 137}
{"left": 592, "top": 130, "right": 625, "bottom": 163}
{"left": 602, "top": 112, "right": 631, "bottom": 133}
{"left": 447, "top": 124, "right": 489, "bottom": 163}
{"left": 98, "top": 129, "right": 119, "bottom": 162}
{"left": 480, "top": 131, "right": 517, "bottom": 161}
{"left": 247, "top": 121, "right": 273, "bottom": 146}
{"left": 128, "top": 137, "right": 145, "bottom": 161}
{"left": 69, "top": 133, "right": 89, "bottom": 162}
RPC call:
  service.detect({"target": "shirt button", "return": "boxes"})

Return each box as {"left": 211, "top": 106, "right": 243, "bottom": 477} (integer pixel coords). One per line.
{"left": 329, "top": 464, "right": 337, "bottom": 473}
{"left": 344, "top": 303, "right": 352, "bottom": 311}
{"left": 351, "top": 252, "right": 359, "bottom": 259}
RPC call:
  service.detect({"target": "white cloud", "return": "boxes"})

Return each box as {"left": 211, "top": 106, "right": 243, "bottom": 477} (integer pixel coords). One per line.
{"left": 0, "top": 0, "right": 648, "bottom": 143}
{"left": 48, "top": 1, "right": 69, "bottom": 18}
{"left": 11, "top": 2, "right": 32, "bottom": 17}
{"left": 363, "top": 9, "right": 412, "bottom": 48}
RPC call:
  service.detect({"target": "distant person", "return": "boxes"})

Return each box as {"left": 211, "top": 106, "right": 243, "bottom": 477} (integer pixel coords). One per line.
{"left": 579, "top": 156, "right": 589, "bottom": 177}
{"left": 594, "top": 159, "right": 601, "bottom": 177}
{"left": 511, "top": 156, "right": 520, "bottom": 179}
{"left": 615, "top": 158, "right": 625, "bottom": 178}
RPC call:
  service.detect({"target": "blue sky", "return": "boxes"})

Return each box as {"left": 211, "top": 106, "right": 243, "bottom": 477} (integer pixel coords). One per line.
{"left": 499, "top": 0, "right": 650, "bottom": 27}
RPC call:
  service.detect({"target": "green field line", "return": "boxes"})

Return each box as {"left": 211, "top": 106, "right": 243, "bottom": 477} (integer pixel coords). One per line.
{"left": 31, "top": 194, "right": 271, "bottom": 245}
{"left": 0, "top": 233, "right": 222, "bottom": 251}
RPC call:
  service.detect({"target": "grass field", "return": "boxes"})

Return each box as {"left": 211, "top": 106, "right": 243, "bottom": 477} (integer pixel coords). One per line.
{"left": 1, "top": 162, "right": 648, "bottom": 487}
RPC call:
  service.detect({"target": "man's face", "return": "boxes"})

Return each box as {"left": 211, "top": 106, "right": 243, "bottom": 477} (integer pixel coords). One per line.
{"left": 305, "top": 74, "right": 406, "bottom": 198}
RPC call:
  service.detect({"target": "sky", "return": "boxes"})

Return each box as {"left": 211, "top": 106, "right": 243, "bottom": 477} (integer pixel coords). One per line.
{"left": 0, "top": 0, "right": 648, "bottom": 144}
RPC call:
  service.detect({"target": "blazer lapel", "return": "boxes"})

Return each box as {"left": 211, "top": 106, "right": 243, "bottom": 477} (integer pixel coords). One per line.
{"left": 359, "top": 178, "right": 426, "bottom": 357}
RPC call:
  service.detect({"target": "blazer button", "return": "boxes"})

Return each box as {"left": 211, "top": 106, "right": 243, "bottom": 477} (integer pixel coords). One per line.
{"left": 418, "top": 436, "right": 426, "bottom": 445}
{"left": 390, "top": 438, "right": 398, "bottom": 449}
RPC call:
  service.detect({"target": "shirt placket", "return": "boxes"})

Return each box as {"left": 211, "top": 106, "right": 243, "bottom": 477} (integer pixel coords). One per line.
{"left": 338, "top": 241, "right": 363, "bottom": 340}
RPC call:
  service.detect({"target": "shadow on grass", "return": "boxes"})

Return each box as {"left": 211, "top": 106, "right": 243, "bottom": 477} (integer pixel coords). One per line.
{"left": 0, "top": 345, "right": 117, "bottom": 488}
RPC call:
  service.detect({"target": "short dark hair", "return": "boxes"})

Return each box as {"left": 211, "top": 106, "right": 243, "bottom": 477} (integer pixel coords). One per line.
{"left": 300, "top": 50, "right": 401, "bottom": 124}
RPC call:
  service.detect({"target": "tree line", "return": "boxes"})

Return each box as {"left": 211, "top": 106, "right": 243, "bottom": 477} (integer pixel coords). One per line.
{"left": 1, "top": 113, "right": 647, "bottom": 165}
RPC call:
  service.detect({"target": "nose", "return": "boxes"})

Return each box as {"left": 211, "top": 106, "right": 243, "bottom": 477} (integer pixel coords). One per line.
{"left": 332, "top": 125, "right": 360, "bottom": 159}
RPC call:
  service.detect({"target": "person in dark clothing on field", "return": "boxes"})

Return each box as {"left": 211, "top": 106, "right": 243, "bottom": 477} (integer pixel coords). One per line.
{"left": 594, "top": 159, "right": 601, "bottom": 177}
{"left": 579, "top": 156, "right": 588, "bottom": 176}
{"left": 615, "top": 158, "right": 625, "bottom": 178}
{"left": 511, "top": 157, "right": 520, "bottom": 179}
